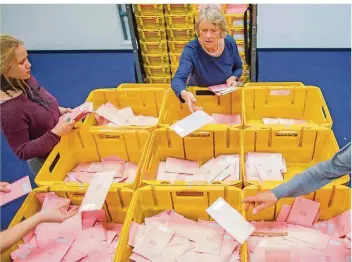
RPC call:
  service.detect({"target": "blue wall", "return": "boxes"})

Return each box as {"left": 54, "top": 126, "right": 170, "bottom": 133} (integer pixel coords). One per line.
{"left": 1, "top": 49, "right": 351, "bottom": 229}
{"left": 1, "top": 51, "right": 135, "bottom": 230}
{"left": 257, "top": 49, "right": 351, "bottom": 148}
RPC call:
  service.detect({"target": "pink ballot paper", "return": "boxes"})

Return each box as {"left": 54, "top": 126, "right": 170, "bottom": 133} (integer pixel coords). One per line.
{"left": 80, "top": 171, "right": 115, "bottom": 211}
{"left": 170, "top": 110, "right": 213, "bottom": 138}
{"left": 0, "top": 176, "right": 32, "bottom": 206}
{"left": 286, "top": 197, "right": 320, "bottom": 227}
{"left": 206, "top": 197, "right": 255, "bottom": 244}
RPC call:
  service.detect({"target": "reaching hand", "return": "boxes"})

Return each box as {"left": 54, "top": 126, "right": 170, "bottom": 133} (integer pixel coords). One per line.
{"left": 0, "top": 182, "right": 11, "bottom": 193}
{"left": 51, "top": 118, "right": 76, "bottom": 137}
{"left": 242, "top": 191, "right": 278, "bottom": 214}
{"left": 226, "top": 76, "right": 238, "bottom": 88}
{"left": 180, "top": 90, "right": 203, "bottom": 113}
{"left": 39, "top": 202, "right": 79, "bottom": 223}
{"left": 59, "top": 107, "right": 73, "bottom": 116}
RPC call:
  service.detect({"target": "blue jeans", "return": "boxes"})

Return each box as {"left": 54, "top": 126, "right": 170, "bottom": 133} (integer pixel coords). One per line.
{"left": 27, "top": 157, "right": 46, "bottom": 177}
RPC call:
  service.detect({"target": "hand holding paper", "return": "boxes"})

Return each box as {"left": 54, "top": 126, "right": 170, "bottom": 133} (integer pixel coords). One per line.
{"left": 0, "top": 176, "right": 32, "bottom": 207}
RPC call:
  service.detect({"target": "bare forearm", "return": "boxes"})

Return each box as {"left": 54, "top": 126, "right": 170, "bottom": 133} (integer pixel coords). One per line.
{"left": 0, "top": 213, "right": 43, "bottom": 252}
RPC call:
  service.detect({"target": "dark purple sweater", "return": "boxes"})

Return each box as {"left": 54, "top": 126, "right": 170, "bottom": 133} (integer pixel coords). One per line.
{"left": 0, "top": 76, "right": 60, "bottom": 160}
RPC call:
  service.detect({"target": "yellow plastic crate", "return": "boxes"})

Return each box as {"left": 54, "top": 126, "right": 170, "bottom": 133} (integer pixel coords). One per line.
{"left": 163, "top": 4, "right": 194, "bottom": 15}
{"left": 134, "top": 4, "right": 164, "bottom": 16}
{"left": 1, "top": 186, "right": 133, "bottom": 262}
{"left": 240, "top": 51, "right": 245, "bottom": 59}
{"left": 242, "top": 126, "right": 350, "bottom": 187}
{"left": 140, "top": 41, "right": 168, "bottom": 54}
{"left": 166, "top": 28, "right": 195, "bottom": 41}
{"left": 115, "top": 185, "right": 247, "bottom": 262}
{"left": 171, "top": 65, "right": 178, "bottom": 76}
{"left": 142, "top": 53, "right": 169, "bottom": 66}
{"left": 243, "top": 85, "right": 333, "bottom": 128}
{"left": 35, "top": 128, "right": 151, "bottom": 189}
{"left": 135, "top": 15, "right": 166, "bottom": 30}
{"left": 144, "top": 65, "right": 171, "bottom": 78}
{"left": 165, "top": 14, "right": 194, "bottom": 29}
{"left": 167, "top": 40, "right": 189, "bottom": 53}
{"left": 244, "top": 184, "right": 350, "bottom": 223}
{"left": 117, "top": 83, "right": 171, "bottom": 90}
{"left": 224, "top": 14, "right": 249, "bottom": 27}
{"left": 146, "top": 76, "right": 171, "bottom": 84}
{"left": 236, "top": 40, "right": 245, "bottom": 52}
{"left": 228, "top": 26, "right": 245, "bottom": 41}
{"left": 139, "top": 128, "right": 242, "bottom": 187}
{"left": 244, "top": 82, "right": 305, "bottom": 87}
{"left": 169, "top": 52, "right": 182, "bottom": 66}
{"left": 137, "top": 29, "right": 167, "bottom": 42}
{"left": 159, "top": 87, "right": 244, "bottom": 129}
{"left": 83, "top": 88, "right": 166, "bottom": 130}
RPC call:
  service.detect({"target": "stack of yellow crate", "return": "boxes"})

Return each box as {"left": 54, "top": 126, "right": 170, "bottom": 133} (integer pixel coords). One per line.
{"left": 163, "top": 4, "right": 195, "bottom": 77}
{"left": 222, "top": 4, "right": 250, "bottom": 86}
{"left": 134, "top": 4, "right": 171, "bottom": 84}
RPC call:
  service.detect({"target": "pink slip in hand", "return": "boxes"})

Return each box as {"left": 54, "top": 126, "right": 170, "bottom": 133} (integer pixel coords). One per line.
{"left": 286, "top": 197, "right": 320, "bottom": 227}
{"left": 165, "top": 157, "right": 199, "bottom": 175}
{"left": 0, "top": 176, "right": 32, "bottom": 207}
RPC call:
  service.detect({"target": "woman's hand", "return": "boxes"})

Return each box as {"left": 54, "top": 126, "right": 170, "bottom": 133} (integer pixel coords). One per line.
{"left": 38, "top": 202, "right": 79, "bottom": 223}
{"left": 59, "top": 107, "right": 72, "bottom": 116}
{"left": 0, "top": 182, "right": 11, "bottom": 193}
{"left": 51, "top": 118, "right": 76, "bottom": 137}
{"left": 242, "top": 191, "right": 278, "bottom": 214}
{"left": 226, "top": 76, "right": 238, "bottom": 88}
{"left": 180, "top": 90, "right": 203, "bottom": 113}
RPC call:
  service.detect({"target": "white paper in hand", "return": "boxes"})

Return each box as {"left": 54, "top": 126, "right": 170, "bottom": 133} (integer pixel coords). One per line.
{"left": 206, "top": 197, "right": 255, "bottom": 244}
{"left": 170, "top": 110, "right": 213, "bottom": 138}
{"left": 80, "top": 171, "right": 115, "bottom": 211}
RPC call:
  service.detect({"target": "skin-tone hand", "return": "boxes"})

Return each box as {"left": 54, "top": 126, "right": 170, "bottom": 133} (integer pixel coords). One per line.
{"left": 242, "top": 191, "right": 278, "bottom": 214}
{"left": 226, "top": 76, "right": 238, "bottom": 88}
{"left": 59, "top": 106, "right": 72, "bottom": 116}
{"left": 51, "top": 118, "right": 76, "bottom": 137}
{"left": 180, "top": 90, "right": 203, "bottom": 113}
{"left": 38, "top": 202, "right": 79, "bottom": 223}
{"left": 0, "top": 182, "right": 11, "bottom": 193}
{"left": 0, "top": 201, "right": 78, "bottom": 252}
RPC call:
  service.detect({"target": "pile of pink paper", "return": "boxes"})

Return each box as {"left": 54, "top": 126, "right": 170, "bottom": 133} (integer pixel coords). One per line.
{"left": 211, "top": 113, "right": 241, "bottom": 125}
{"left": 59, "top": 102, "right": 94, "bottom": 122}
{"left": 64, "top": 155, "right": 138, "bottom": 184}
{"left": 156, "top": 155, "right": 240, "bottom": 183}
{"left": 208, "top": 84, "right": 238, "bottom": 96}
{"left": 224, "top": 4, "right": 248, "bottom": 14}
{"left": 128, "top": 210, "right": 241, "bottom": 262}
{"left": 263, "top": 118, "right": 307, "bottom": 125}
{"left": 11, "top": 193, "right": 122, "bottom": 262}
{"left": 94, "top": 102, "right": 158, "bottom": 127}
{"left": 245, "top": 152, "right": 287, "bottom": 182}
{"left": 247, "top": 197, "right": 351, "bottom": 261}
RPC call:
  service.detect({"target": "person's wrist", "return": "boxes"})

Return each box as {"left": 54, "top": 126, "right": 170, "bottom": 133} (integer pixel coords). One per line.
{"left": 36, "top": 212, "right": 48, "bottom": 223}
{"left": 51, "top": 128, "right": 60, "bottom": 137}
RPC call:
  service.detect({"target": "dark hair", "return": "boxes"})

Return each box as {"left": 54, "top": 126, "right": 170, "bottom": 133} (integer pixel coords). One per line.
{"left": 1, "top": 75, "right": 51, "bottom": 110}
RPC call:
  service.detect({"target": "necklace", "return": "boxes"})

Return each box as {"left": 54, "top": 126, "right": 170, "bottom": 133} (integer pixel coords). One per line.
{"left": 200, "top": 39, "right": 220, "bottom": 56}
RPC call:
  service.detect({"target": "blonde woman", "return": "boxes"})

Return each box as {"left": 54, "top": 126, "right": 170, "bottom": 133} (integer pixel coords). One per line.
{"left": 171, "top": 6, "right": 243, "bottom": 112}
{"left": 0, "top": 35, "right": 75, "bottom": 175}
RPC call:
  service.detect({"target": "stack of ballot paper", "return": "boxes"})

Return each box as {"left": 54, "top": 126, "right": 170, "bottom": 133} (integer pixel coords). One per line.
{"left": 263, "top": 118, "right": 307, "bottom": 125}
{"left": 247, "top": 197, "right": 351, "bottom": 261}
{"left": 59, "top": 102, "right": 94, "bottom": 122}
{"left": 156, "top": 155, "right": 240, "bottom": 183}
{"left": 245, "top": 152, "right": 287, "bottom": 182}
{"left": 211, "top": 113, "right": 241, "bottom": 125}
{"left": 208, "top": 84, "right": 238, "bottom": 96}
{"left": 94, "top": 102, "right": 158, "bottom": 127}
{"left": 10, "top": 192, "right": 123, "bottom": 262}
{"left": 128, "top": 211, "right": 243, "bottom": 261}
{"left": 64, "top": 155, "right": 138, "bottom": 184}
{"left": 0, "top": 176, "right": 32, "bottom": 207}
